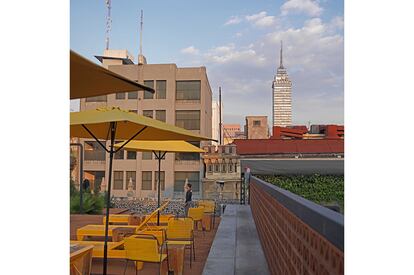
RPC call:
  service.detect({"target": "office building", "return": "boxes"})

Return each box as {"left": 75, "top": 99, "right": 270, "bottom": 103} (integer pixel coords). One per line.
{"left": 79, "top": 49, "right": 212, "bottom": 199}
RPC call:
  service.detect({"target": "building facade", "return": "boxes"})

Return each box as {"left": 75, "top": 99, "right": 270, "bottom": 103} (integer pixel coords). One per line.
{"left": 79, "top": 50, "right": 212, "bottom": 199}
{"left": 223, "top": 124, "right": 243, "bottom": 145}
{"left": 245, "top": 116, "right": 269, "bottom": 139}
{"left": 201, "top": 144, "right": 241, "bottom": 201}
{"left": 272, "top": 41, "right": 292, "bottom": 127}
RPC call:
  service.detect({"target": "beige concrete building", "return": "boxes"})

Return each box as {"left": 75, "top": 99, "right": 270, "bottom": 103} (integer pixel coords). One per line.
{"left": 245, "top": 116, "right": 269, "bottom": 139}
{"left": 201, "top": 144, "right": 241, "bottom": 200}
{"left": 79, "top": 50, "right": 212, "bottom": 199}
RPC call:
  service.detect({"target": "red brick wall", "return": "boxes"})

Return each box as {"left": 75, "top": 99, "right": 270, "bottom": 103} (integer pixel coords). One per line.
{"left": 250, "top": 181, "right": 344, "bottom": 275}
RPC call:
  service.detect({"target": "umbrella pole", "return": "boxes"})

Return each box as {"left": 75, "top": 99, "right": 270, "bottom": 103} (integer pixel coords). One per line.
{"left": 156, "top": 151, "right": 161, "bottom": 226}
{"left": 103, "top": 122, "right": 116, "bottom": 275}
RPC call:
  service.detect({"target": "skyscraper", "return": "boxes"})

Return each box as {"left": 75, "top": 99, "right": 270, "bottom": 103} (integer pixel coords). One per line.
{"left": 272, "top": 41, "right": 292, "bottom": 127}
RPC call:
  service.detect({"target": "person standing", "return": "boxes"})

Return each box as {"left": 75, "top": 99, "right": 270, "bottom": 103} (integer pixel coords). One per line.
{"left": 184, "top": 183, "right": 192, "bottom": 217}
{"left": 245, "top": 167, "right": 251, "bottom": 204}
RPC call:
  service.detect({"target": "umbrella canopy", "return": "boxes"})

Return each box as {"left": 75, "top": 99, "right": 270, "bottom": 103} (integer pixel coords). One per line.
{"left": 114, "top": 140, "right": 206, "bottom": 153}
{"left": 71, "top": 107, "right": 215, "bottom": 142}
{"left": 70, "top": 106, "right": 213, "bottom": 275}
{"left": 70, "top": 50, "right": 154, "bottom": 99}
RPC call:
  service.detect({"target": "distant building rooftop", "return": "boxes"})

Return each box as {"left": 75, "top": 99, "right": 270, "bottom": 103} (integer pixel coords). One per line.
{"left": 233, "top": 139, "right": 344, "bottom": 156}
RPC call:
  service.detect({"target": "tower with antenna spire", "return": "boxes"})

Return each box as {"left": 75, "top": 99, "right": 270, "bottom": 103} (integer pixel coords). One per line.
{"left": 272, "top": 40, "right": 292, "bottom": 127}
{"left": 138, "top": 9, "right": 147, "bottom": 65}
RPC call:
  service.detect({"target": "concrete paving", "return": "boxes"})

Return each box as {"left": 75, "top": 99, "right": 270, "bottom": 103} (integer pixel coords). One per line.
{"left": 203, "top": 205, "right": 269, "bottom": 275}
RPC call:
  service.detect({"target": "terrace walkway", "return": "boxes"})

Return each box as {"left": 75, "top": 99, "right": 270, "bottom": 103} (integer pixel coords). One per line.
{"left": 203, "top": 205, "right": 269, "bottom": 275}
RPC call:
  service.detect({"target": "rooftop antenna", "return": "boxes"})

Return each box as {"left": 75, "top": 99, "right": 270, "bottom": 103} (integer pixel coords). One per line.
{"left": 279, "top": 40, "right": 284, "bottom": 69}
{"left": 105, "top": 0, "right": 112, "bottom": 50}
{"left": 138, "top": 10, "right": 147, "bottom": 65}
{"left": 219, "top": 87, "right": 222, "bottom": 145}
{"left": 140, "top": 9, "right": 143, "bottom": 56}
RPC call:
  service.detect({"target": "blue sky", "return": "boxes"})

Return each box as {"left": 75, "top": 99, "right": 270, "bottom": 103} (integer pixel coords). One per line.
{"left": 71, "top": 0, "right": 344, "bottom": 126}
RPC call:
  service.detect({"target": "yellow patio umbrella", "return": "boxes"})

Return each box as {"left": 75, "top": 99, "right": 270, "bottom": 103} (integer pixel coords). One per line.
{"left": 70, "top": 107, "right": 214, "bottom": 275}
{"left": 70, "top": 50, "right": 154, "bottom": 99}
{"left": 114, "top": 140, "right": 206, "bottom": 225}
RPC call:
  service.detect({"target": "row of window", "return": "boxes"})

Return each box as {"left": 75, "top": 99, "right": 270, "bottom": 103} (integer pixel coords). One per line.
{"left": 114, "top": 171, "right": 165, "bottom": 191}
{"left": 207, "top": 163, "right": 238, "bottom": 173}
{"left": 204, "top": 146, "right": 236, "bottom": 154}
{"left": 85, "top": 141, "right": 200, "bottom": 161}
{"left": 86, "top": 80, "right": 201, "bottom": 102}
{"left": 112, "top": 171, "right": 200, "bottom": 192}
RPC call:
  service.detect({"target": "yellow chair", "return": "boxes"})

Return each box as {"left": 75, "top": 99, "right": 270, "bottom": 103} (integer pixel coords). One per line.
{"left": 188, "top": 207, "right": 205, "bottom": 236}
{"left": 166, "top": 217, "right": 195, "bottom": 267}
{"left": 198, "top": 200, "right": 216, "bottom": 230}
{"left": 123, "top": 234, "right": 168, "bottom": 275}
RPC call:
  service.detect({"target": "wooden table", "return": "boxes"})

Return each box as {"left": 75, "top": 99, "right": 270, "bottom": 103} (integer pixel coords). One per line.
{"left": 167, "top": 243, "right": 186, "bottom": 275}
{"left": 70, "top": 244, "right": 93, "bottom": 275}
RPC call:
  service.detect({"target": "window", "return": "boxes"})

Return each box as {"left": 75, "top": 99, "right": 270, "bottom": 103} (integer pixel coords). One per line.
{"left": 222, "top": 164, "right": 227, "bottom": 173}
{"left": 229, "top": 164, "right": 233, "bottom": 172}
{"left": 144, "top": 80, "right": 154, "bottom": 99}
{"left": 142, "top": 152, "right": 152, "bottom": 160}
{"left": 116, "top": 93, "right": 125, "bottom": 100}
{"left": 154, "top": 171, "right": 165, "bottom": 191}
{"left": 176, "top": 81, "right": 201, "bottom": 100}
{"left": 143, "top": 110, "right": 153, "bottom": 118}
{"left": 155, "top": 110, "right": 166, "bottom": 122}
{"left": 129, "top": 109, "right": 138, "bottom": 114}
{"left": 128, "top": 91, "right": 138, "bottom": 99}
{"left": 126, "top": 171, "right": 136, "bottom": 190}
{"left": 174, "top": 172, "right": 199, "bottom": 192}
{"left": 156, "top": 80, "right": 166, "bottom": 99}
{"left": 114, "top": 141, "right": 124, "bottom": 159}
{"left": 175, "top": 141, "right": 200, "bottom": 161}
{"left": 253, "top": 120, "right": 261, "bottom": 126}
{"left": 113, "top": 171, "right": 124, "bottom": 190}
{"left": 127, "top": 151, "right": 136, "bottom": 160}
{"left": 208, "top": 164, "right": 213, "bottom": 172}
{"left": 175, "top": 110, "right": 200, "bottom": 130}
{"left": 86, "top": 95, "right": 107, "bottom": 102}
{"left": 142, "top": 171, "right": 152, "bottom": 190}
{"left": 234, "top": 164, "right": 237, "bottom": 173}
{"left": 84, "top": 141, "right": 106, "bottom": 161}
{"left": 215, "top": 164, "right": 220, "bottom": 172}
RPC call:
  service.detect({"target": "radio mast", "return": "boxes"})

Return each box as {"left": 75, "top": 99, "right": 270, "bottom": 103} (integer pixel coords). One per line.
{"left": 105, "top": 0, "right": 112, "bottom": 50}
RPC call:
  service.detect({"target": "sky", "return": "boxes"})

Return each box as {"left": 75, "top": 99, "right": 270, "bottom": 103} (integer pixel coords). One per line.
{"left": 71, "top": 0, "right": 344, "bottom": 127}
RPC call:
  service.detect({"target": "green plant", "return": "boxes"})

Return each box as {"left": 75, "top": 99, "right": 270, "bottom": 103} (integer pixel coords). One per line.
{"left": 257, "top": 174, "right": 344, "bottom": 213}
{"left": 70, "top": 179, "right": 78, "bottom": 197}
{"left": 70, "top": 192, "right": 105, "bottom": 214}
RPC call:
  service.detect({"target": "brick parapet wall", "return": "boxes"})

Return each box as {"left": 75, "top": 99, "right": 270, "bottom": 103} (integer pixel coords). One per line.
{"left": 250, "top": 176, "right": 344, "bottom": 275}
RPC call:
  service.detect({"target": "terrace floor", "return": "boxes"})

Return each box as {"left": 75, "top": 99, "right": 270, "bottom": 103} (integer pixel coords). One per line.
{"left": 70, "top": 212, "right": 221, "bottom": 275}
{"left": 203, "top": 205, "right": 269, "bottom": 275}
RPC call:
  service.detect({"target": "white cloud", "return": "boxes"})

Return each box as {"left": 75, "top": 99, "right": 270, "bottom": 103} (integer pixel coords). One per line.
{"left": 204, "top": 44, "right": 266, "bottom": 65}
{"left": 235, "top": 32, "right": 243, "bottom": 37}
{"left": 180, "top": 46, "right": 199, "bottom": 55}
{"left": 178, "top": 16, "right": 343, "bottom": 126}
{"left": 281, "top": 0, "right": 323, "bottom": 17}
{"left": 224, "top": 16, "right": 242, "bottom": 26}
{"left": 245, "top": 11, "right": 276, "bottom": 27}
{"left": 329, "top": 16, "right": 344, "bottom": 30}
